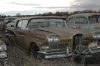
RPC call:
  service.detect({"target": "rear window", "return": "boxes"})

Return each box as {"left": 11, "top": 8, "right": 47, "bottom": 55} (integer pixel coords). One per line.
{"left": 89, "top": 15, "right": 100, "bottom": 24}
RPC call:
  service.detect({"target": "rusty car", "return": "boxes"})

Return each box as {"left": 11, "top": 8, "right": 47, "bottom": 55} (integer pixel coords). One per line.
{"left": 66, "top": 13, "right": 100, "bottom": 63}
{"left": 5, "top": 14, "right": 100, "bottom": 63}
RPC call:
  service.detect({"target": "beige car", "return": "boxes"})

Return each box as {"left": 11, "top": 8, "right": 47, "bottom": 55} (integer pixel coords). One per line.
{"left": 6, "top": 15, "right": 100, "bottom": 61}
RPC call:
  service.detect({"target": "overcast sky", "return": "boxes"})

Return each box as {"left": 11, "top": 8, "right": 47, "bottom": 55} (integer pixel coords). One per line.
{"left": 0, "top": 0, "right": 100, "bottom": 15}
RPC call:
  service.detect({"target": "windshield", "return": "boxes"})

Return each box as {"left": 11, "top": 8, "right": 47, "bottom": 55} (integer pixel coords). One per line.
{"left": 89, "top": 15, "right": 100, "bottom": 24}
{"left": 27, "top": 19, "right": 65, "bottom": 29}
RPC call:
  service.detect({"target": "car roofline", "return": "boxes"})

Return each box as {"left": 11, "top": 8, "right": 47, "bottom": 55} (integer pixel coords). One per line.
{"left": 69, "top": 13, "right": 100, "bottom": 17}
{"left": 15, "top": 16, "right": 67, "bottom": 21}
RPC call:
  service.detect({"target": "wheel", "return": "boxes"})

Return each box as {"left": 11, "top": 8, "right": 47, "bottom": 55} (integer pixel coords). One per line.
{"left": 29, "top": 44, "right": 39, "bottom": 59}
{"left": 74, "top": 55, "right": 86, "bottom": 64}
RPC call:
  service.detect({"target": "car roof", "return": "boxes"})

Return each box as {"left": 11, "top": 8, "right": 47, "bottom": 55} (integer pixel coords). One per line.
{"left": 69, "top": 13, "right": 100, "bottom": 18}
{"left": 16, "top": 16, "right": 67, "bottom": 21}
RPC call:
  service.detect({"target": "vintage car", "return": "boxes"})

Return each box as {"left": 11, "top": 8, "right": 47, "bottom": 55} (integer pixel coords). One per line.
{"left": 66, "top": 13, "right": 100, "bottom": 63}
{"left": 6, "top": 15, "right": 100, "bottom": 61}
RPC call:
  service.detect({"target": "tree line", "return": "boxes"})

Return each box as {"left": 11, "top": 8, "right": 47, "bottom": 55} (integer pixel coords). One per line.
{"left": 1, "top": 10, "right": 100, "bottom": 18}
{"left": 37, "top": 10, "right": 100, "bottom": 16}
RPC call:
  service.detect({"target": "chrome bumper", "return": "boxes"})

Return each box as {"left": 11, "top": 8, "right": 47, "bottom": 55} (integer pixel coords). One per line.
{"left": 38, "top": 49, "right": 71, "bottom": 59}
{"left": 84, "top": 47, "right": 100, "bottom": 58}
{"left": 89, "top": 47, "right": 100, "bottom": 54}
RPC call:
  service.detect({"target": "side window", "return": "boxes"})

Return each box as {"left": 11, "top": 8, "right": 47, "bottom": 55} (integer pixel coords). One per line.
{"left": 17, "top": 20, "right": 23, "bottom": 29}
{"left": 17, "top": 20, "right": 28, "bottom": 29}
{"left": 75, "top": 17, "right": 88, "bottom": 24}
{"left": 21, "top": 20, "right": 28, "bottom": 29}
{"left": 56, "top": 22, "right": 65, "bottom": 27}
{"left": 49, "top": 22, "right": 57, "bottom": 27}
{"left": 49, "top": 21, "right": 65, "bottom": 28}
{"left": 67, "top": 17, "right": 75, "bottom": 24}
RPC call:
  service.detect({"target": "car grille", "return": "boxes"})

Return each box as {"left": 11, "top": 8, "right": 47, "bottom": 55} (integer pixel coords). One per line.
{"left": 50, "top": 42, "right": 67, "bottom": 50}
{"left": 58, "top": 43, "right": 67, "bottom": 49}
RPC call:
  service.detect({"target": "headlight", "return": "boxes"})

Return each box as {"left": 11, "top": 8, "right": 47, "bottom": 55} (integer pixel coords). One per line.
{"left": 0, "top": 44, "right": 7, "bottom": 51}
{"left": 47, "top": 33, "right": 60, "bottom": 44}
{"left": 0, "top": 52, "right": 7, "bottom": 58}
{"left": 0, "top": 40, "right": 7, "bottom": 51}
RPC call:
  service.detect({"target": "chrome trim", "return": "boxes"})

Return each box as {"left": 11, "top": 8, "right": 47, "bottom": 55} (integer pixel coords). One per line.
{"left": 47, "top": 33, "right": 60, "bottom": 48}
{"left": 38, "top": 48, "right": 71, "bottom": 59}
{"left": 47, "top": 33, "right": 60, "bottom": 43}
{"left": 0, "top": 52, "right": 7, "bottom": 59}
{"left": 89, "top": 47, "right": 100, "bottom": 54}
{"left": 0, "top": 45, "right": 7, "bottom": 52}
{"left": 45, "top": 54, "right": 68, "bottom": 59}
{"left": 93, "top": 35, "right": 100, "bottom": 39}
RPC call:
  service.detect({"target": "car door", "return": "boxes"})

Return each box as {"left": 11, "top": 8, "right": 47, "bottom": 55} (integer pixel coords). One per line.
{"left": 75, "top": 16, "right": 89, "bottom": 33}
{"left": 15, "top": 19, "right": 28, "bottom": 48}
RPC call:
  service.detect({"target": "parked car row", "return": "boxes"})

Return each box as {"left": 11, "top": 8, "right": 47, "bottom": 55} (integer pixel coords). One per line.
{"left": 5, "top": 13, "right": 100, "bottom": 63}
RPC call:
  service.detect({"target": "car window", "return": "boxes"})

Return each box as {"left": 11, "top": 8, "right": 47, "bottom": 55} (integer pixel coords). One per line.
{"left": 75, "top": 17, "right": 88, "bottom": 24}
{"left": 56, "top": 22, "right": 65, "bottom": 27}
{"left": 28, "top": 19, "right": 49, "bottom": 29}
{"left": 89, "top": 15, "right": 100, "bottom": 24}
{"left": 17, "top": 20, "right": 23, "bottom": 29}
{"left": 21, "top": 20, "right": 28, "bottom": 29}
{"left": 28, "top": 19, "right": 65, "bottom": 29}
{"left": 17, "top": 20, "right": 28, "bottom": 29}
{"left": 49, "top": 19, "right": 65, "bottom": 28}
{"left": 66, "top": 17, "right": 75, "bottom": 24}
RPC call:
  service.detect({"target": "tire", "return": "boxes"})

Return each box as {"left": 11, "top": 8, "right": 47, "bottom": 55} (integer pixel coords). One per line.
{"left": 74, "top": 55, "right": 84, "bottom": 64}
{"left": 29, "top": 44, "right": 39, "bottom": 59}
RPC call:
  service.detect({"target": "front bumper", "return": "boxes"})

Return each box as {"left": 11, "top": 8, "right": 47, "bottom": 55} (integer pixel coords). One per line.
{"left": 38, "top": 49, "right": 71, "bottom": 59}
{"left": 89, "top": 47, "right": 100, "bottom": 54}
{"left": 84, "top": 47, "right": 100, "bottom": 58}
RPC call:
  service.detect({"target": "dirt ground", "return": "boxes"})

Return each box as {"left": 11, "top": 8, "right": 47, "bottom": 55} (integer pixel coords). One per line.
{"left": 0, "top": 32, "right": 100, "bottom": 66}
{"left": 6, "top": 43, "right": 100, "bottom": 66}
{"left": 7, "top": 44, "right": 73, "bottom": 66}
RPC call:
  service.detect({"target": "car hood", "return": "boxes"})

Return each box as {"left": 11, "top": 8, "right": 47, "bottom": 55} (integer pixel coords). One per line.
{"left": 30, "top": 28, "right": 81, "bottom": 40}
{"left": 30, "top": 28, "right": 91, "bottom": 40}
